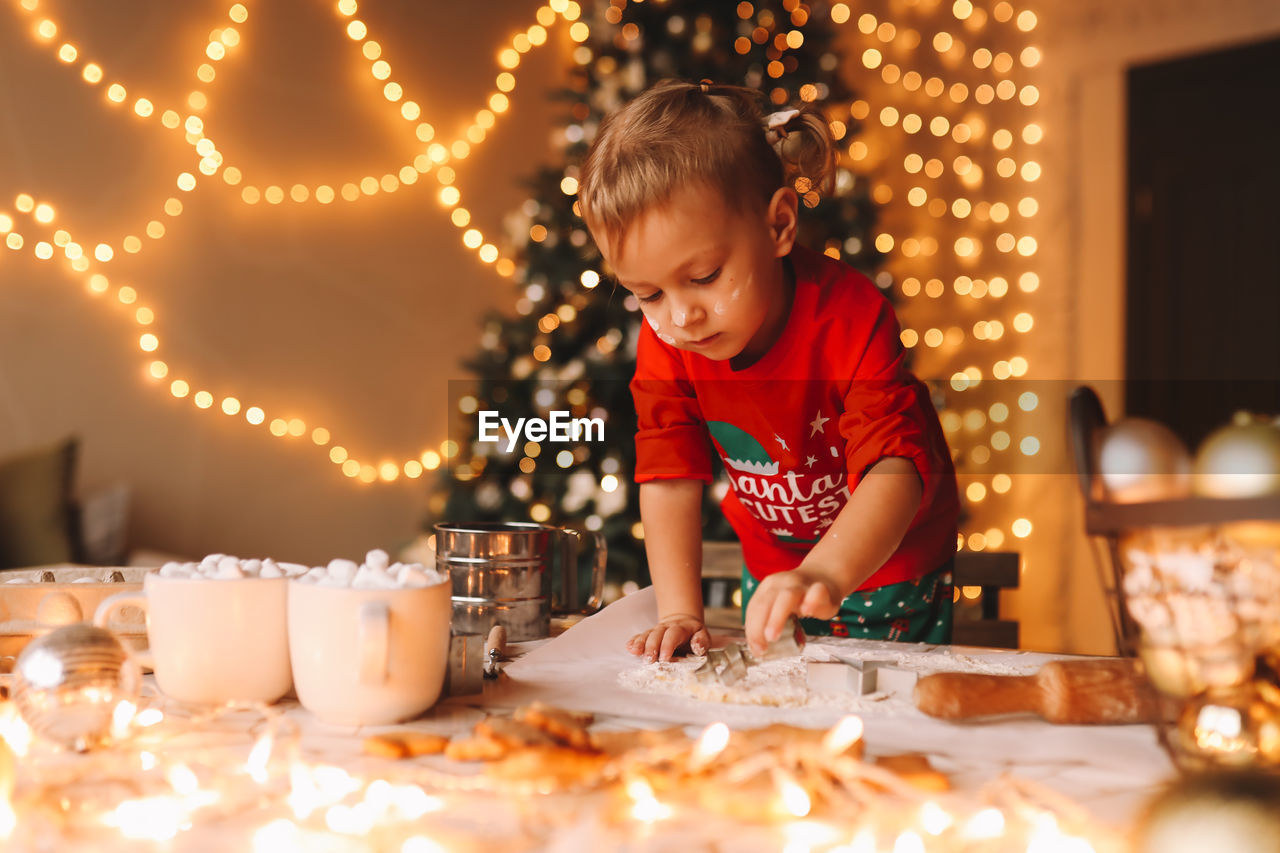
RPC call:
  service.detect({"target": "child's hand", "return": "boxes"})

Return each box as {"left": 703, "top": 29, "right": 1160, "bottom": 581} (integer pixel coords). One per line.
{"left": 626, "top": 614, "right": 710, "bottom": 663}
{"left": 744, "top": 570, "right": 843, "bottom": 656}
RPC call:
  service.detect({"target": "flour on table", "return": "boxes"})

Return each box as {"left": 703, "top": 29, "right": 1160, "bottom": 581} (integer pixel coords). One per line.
{"left": 618, "top": 638, "right": 1041, "bottom": 713}
{"left": 617, "top": 654, "right": 885, "bottom": 713}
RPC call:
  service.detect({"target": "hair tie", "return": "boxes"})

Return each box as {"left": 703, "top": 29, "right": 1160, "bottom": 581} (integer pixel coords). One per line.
{"left": 764, "top": 108, "right": 800, "bottom": 145}
{"left": 699, "top": 79, "right": 712, "bottom": 94}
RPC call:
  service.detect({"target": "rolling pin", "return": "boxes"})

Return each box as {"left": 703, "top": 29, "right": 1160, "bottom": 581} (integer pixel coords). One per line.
{"left": 913, "top": 659, "right": 1160, "bottom": 725}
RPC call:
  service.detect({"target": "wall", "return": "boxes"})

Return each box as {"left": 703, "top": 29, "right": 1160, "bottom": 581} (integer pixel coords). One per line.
{"left": 0, "top": 1, "right": 570, "bottom": 565}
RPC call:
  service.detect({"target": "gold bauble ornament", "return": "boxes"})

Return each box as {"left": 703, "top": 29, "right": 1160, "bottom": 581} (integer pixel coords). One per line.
{"left": 1170, "top": 682, "right": 1280, "bottom": 771}
{"left": 1135, "top": 769, "right": 1280, "bottom": 853}
{"left": 1140, "top": 644, "right": 1199, "bottom": 698}
{"left": 1193, "top": 413, "right": 1280, "bottom": 499}
{"left": 1096, "top": 417, "right": 1193, "bottom": 503}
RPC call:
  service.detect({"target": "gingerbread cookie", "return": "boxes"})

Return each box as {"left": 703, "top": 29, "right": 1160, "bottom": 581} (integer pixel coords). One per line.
{"left": 874, "top": 753, "right": 950, "bottom": 792}
{"left": 362, "top": 731, "right": 449, "bottom": 760}
{"left": 514, "top": 702, "right": 596, "bottom": 750}
{"left": 484, "top": 745, "right": 611, "bottom": 790}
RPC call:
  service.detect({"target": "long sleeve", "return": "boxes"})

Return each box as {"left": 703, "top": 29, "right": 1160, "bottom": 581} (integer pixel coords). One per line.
{"left": 630, "top": 322, "right": 714, "bottom": 483}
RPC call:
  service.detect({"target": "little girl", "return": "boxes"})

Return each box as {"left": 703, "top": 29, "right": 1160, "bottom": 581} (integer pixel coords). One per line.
{"left": 578, "top": 79, "right": 959, "bottom": 661}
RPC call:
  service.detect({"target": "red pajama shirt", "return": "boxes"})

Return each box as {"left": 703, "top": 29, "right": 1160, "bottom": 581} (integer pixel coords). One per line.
{"left": 630, "top": 245, "right": 959, "bottom": 589}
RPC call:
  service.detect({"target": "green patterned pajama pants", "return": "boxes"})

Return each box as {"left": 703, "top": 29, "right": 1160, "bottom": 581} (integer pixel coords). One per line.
{"left": 740, "top": 560, "right": 954, "bottom": 644}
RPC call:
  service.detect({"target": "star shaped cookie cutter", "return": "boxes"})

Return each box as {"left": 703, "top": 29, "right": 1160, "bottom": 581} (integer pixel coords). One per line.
{"left": 693, "top": 616, "right": 805, "bottom": 686}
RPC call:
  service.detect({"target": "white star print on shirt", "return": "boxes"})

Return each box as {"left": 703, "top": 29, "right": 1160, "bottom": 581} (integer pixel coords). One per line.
{"left": 774, "top": 434, "right": 789, "bottom": 451}
{"left": 805, "top": 455, "right": 816, "bottom": 468}
{"left": 809, "top": 411, "right": 830, "bottom": 436}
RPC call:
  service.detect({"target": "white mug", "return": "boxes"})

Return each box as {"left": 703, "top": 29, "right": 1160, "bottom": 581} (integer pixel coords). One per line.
{"left": 94, "top": 572, "right": 292, "bottom": 705}
{"left": 287, "top": 578, "right": 451, "bottom": 726}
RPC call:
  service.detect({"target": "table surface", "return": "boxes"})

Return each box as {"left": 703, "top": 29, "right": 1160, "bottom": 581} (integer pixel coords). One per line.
{"left": 0, "top": 588, "right": 1178, "bottom": 852}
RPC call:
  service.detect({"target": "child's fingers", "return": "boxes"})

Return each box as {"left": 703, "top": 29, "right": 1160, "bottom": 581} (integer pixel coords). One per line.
{"left": 626, "top": 631, "right": 648, "bottom": 655}
{"left": 658, "top": 626, "right": 688, "bottom": 662}
{"left": 765, "top": 589, "right": 803, "bottom": 643}
{"left": 640, "top": 627, "right": 664, "bottom": 662}
{"left": 631, "top": 620, "right": 706, "bottom": 661}
{"left": 746, "top": 586, "right": 803, "bottom": 654}
{"left": 800, "top": 581, "right": 840, "bottom": 619}
{"left": 742, "top": 590, "right": 771, "bottom": 654}
{"left": 690, "top": 627, "right": 710, "bottom": 656}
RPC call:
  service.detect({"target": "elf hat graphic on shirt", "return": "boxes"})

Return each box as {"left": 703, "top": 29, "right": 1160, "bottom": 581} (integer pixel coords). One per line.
{"left": 707, "top": 421, "right": 779, "bottom": 476}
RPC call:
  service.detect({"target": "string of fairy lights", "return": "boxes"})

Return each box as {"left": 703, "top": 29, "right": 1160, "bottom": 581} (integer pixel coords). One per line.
{"left": 828, "top": 0, "right": 1043, "bottom": 558}
{"left": 2, "top": 0, "right": 593, "bottom": 483}
{"left": 4, "top": 0, "right": 1043, "bottom": 556}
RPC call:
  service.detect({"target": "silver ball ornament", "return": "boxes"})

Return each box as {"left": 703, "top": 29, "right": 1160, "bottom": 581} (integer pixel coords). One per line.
{"left": 1096, "top": 417, "right": 1193, "bottom": 502}
{"left": 11, "top": 624, "right": 140, "bottom": 751}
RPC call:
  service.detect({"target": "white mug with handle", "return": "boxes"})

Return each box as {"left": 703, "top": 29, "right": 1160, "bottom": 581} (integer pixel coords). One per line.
{"left": 287, "top": 577, "right": 451, "bottom": 726}
{"left": 93, "top": 571, "right": 292, "bottom": 706}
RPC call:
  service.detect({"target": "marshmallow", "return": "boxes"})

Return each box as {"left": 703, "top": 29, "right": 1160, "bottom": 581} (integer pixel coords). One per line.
{"left": 287, "top": 554, "right": 445, "bottom": 590}
{"left": 397, "top": 567, "right": 432, "bottom": 588}
{"left": 352, "top": 566, "right": 397, "bottom": 589}
{"left": 216, "top": 562, "right": 246, "bottom": 580}
{"left": 159, "top": 562, "right": 192, "bottom": 578}
{"left": 168, "top": 554, "right": 311, "bottom": 581}
{"left": 327, "top": 559, "right": 359, "bottom": 582}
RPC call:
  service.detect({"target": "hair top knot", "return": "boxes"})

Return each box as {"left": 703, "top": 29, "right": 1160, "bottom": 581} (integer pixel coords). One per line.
{"left": 764, "top": 109, "right": 800, "bottom": 145}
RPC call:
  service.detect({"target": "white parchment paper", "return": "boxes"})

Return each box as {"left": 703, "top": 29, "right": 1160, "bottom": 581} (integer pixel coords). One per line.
{"left": 478, "top": 586, "right": 1175, "bottom": 824}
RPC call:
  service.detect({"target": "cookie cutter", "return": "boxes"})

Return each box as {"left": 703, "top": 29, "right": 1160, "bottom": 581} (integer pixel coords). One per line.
{"left": 694, "top": 617, "right": 805, "bottom": 686}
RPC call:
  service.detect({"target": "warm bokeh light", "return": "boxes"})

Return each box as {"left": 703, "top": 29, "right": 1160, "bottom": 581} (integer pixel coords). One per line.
{"left": 0, "top": 0, "right": 619, "bottom": 484}
{"left": 826, "top": 3, "right": 1044, "bottom": 554}
{"left": 4, "top": 0, "right": 1045, "bottom": 581}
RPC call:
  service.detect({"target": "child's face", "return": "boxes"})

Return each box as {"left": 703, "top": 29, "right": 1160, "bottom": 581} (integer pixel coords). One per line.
{"left": 596, "top": 183, "right": 798, "bottom": 365}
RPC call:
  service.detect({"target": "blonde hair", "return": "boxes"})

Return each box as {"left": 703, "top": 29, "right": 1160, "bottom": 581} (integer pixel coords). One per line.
{"left": 579, "top": 79, "right": 836, "bottom": 251}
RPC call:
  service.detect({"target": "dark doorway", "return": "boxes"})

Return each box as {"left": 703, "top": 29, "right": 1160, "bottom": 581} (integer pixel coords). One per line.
{"left": 1125, "top": 37, "right": 1280, "bottom": 448}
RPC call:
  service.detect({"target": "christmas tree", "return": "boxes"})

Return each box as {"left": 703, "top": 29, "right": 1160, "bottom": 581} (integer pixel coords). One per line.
{"left": 432, "top": 0, "right": 882, "bottom": 590}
